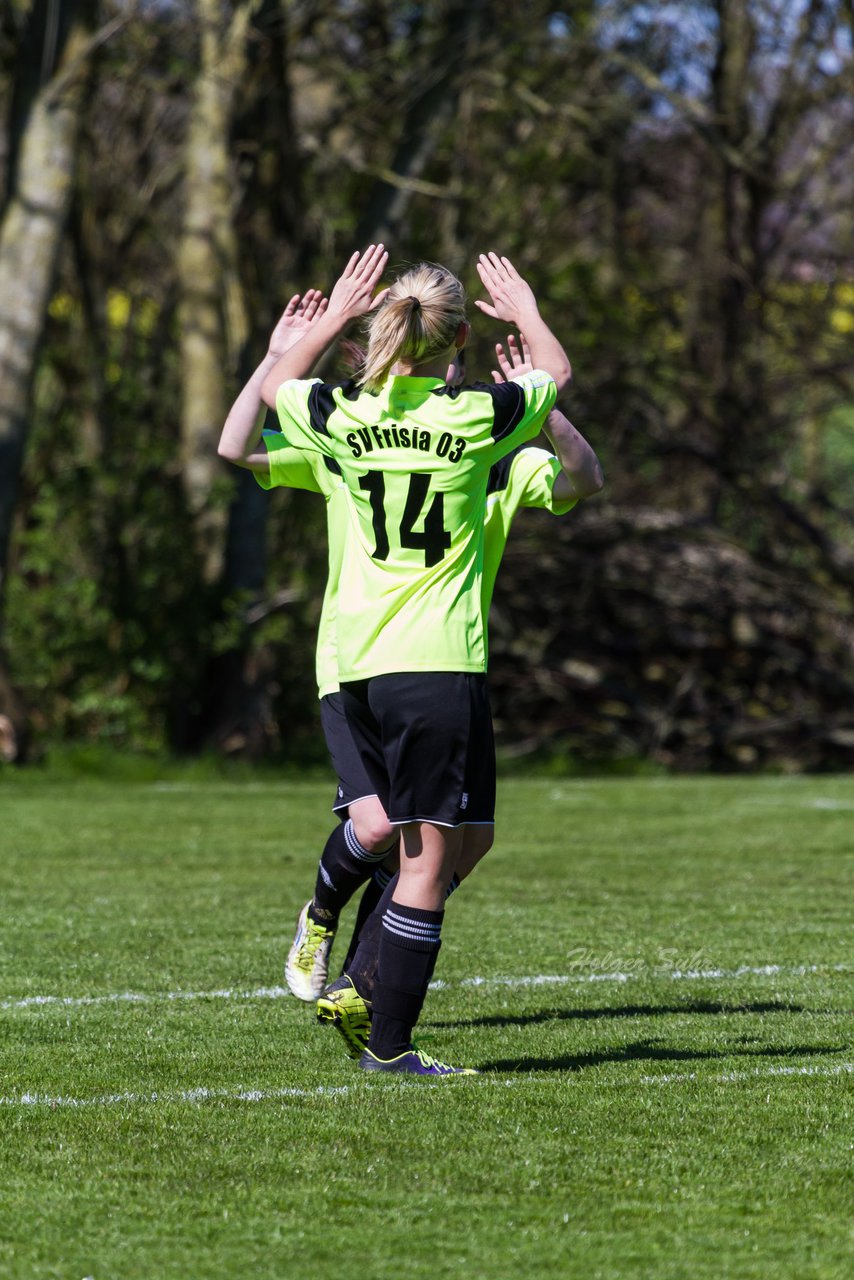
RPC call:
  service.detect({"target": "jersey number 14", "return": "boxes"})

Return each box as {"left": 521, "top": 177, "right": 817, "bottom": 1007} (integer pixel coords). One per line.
{"left": 358, "top": 471, "right": 451, "bottom": 567}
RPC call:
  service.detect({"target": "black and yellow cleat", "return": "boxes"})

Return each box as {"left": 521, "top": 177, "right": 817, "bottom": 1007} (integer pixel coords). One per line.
{"left": 316, "top": 975, "right": 372, "bottom": 1060}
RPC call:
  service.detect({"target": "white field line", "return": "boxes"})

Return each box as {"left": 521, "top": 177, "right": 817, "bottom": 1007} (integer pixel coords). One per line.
{"left": 636, "top": 1061, "right": 854, "bottom": 1086}
{"left": 0, "top": 1084, "right": 349, "bottom": 1109}
{"left": 450, "top": 962, "right": 851, "bottom": 989}
{"left": 1, "top": 986, "right": 291, "bottom": 1012}
{"left": 2, "top": 963, "right": 850, "bottom": 1013}
{"left": 2, "top": 1061, "right": 851, "bottom": 1110}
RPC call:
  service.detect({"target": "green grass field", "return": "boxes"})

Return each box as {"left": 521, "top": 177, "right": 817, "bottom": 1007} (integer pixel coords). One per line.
{"left": 1, "top": 773, "right": 852, "bottom": 1279}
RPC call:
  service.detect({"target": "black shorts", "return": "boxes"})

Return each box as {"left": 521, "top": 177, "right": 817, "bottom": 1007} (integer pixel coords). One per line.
{"left": 339, "top": 673, "right": 496, "bottom": 828}
{"left": 320, "top": 692, "right": 378, "bottom": 813}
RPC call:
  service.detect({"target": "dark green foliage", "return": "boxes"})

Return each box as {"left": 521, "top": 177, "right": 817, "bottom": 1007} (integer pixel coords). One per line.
{"left": 1, "top": 0, "right": 853, "bottom": 766}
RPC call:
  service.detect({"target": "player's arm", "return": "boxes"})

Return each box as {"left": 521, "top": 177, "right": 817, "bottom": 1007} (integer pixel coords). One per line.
{"left": 260, "top": 245, "right": 389, "bottom": 408}
{"left": 493, "top": 334, "right": 602, "bottom": 502}
{"left": 475, "top": 253, "right": 572, "bottom": 391}
{"left": 543, "top": 409, "right": 604, "bottom": 502}
{"left": 218, "top": 290, "right": 328, "bottom": 473}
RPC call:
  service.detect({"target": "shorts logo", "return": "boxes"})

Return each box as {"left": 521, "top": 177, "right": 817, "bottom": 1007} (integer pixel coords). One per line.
{"left": 337, "top": 786, "right": 344, "bottom": 798}
{"left": 460, "top": 792, "right": 469, "bottom": 810}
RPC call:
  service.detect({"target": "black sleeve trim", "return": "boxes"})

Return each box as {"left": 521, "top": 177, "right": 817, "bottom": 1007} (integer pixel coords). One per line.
{"left": 470, "top": 380, "right": 527, "bottom": 442}
{"left": 487, "top": 445, "right": 524, "bottom": 496}
{"left": 307, "top": 383, "right": 338, "bottom": 438}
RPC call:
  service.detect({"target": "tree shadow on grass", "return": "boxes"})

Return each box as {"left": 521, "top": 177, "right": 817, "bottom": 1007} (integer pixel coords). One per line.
{"left": 474, "top": 1040, "right": 847, "bottom": 1075}
{"left": 425, "top": 999, "right": 806, "bottom": 1033}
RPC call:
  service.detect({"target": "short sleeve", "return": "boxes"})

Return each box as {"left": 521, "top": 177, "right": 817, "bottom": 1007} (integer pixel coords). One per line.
{"left": 471, "top": 370, "right": 557, "bottom": 461}
{"left": 512, "top": 447, "right": 577, "bottom": 515}
{"left": 275, "top": 377, "right": 332, "bottom": 455}
{"left": 255, "top": 429, "right": 324, "bottom": 493}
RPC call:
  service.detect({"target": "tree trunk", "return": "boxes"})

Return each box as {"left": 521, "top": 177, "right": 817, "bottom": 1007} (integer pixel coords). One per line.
{"left": 0, "top": 0, "right": 96, "bottom": 758}
{"left": 174, "top": 0, "right": 294, "bottom": 755}
{"left": 201, "top": 0, "right": 305, "bottom": 757}
{"left": 176, "top": 0, "right": 255, "bottom": 586}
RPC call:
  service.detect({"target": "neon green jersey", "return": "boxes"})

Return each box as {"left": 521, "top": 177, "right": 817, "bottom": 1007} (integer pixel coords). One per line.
{"left": 481, "top": 444, "right": 576, "bottom": 656}
{"left": 274, "top": 371, "right": 556, "bottom": 681}
{"left": 259, "top": 433, "right": 574, "bottom": 697}
{"left": 256, "top": 429, "right": 346, "bottom": 698}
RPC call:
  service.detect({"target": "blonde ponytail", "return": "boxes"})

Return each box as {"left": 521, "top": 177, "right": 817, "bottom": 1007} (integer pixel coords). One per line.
{"left": 358, "top": 264, "right": 466, "bottom": 392}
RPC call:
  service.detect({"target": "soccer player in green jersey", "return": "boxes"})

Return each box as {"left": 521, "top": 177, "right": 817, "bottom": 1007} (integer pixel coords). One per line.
{"left": 220, "top": 313, "right": 602, "bottom": 1040}
{"left": 253, "top": 247, "right": 573, "bottom": 1074}
{"left": 316, "top": 335, "right": 603, "bottom": 1057}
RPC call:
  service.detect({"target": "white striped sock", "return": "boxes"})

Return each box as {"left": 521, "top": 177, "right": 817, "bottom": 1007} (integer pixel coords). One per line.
{"left": 383, "top": 907, "right": 442, "bottom": 946}
{"left": 344, "top": 819, "right": 388, "bottom": 865}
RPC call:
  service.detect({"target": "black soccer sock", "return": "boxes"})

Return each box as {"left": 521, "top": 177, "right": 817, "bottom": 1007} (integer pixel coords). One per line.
{"left": 340, "top": 862, "right": 396, "bottom": 973}
{"left": 309, "top": 819, "right": 388, "bottom": 926}
{"left": 347, "top": 870, "right": 460, "bottom": 999}
{"left": 346, "top": 870, "right": 397, "bottom": 998}
{"left": 367, "top": 901, "right": 444, "bottom": 1060}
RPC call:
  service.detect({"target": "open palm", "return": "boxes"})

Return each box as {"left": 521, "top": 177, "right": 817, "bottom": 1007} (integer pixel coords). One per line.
{"left": 268, "top": 290, "right": 328, "bottom": 358}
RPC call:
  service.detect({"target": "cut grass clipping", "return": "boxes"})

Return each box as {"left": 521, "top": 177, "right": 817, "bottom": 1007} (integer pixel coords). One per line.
{"left": 2, "top": 775, "right": 852, "bottom": 1279}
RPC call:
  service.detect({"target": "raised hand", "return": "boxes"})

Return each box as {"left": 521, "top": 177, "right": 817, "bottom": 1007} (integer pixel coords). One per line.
{"left": 475, "top": 252, "right": 571, "bottom": 390}
{"left": 475, "top": 253, "right": 539, "bottom": 325}
{"left": 491, "top": 332, "right": 533, "bottom": 384}
{"left": 259, "top": 246, "right": 390, "bottom": 407}
{"left": 268, "top": 290, "right": 328, "bottom": 358}
{"left": 326, "top": 243, "right": 389, "bottom": 322}
{"left": 220, "top": 293, "right": 330, "bottom": 469}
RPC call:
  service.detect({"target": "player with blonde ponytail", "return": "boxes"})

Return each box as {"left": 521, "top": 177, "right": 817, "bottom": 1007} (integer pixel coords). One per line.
{"left": 258, "top": 245, "right": 572, "bottom": 1076}
{"left": 357, "top": 264, "right": 468, "bottom": 392}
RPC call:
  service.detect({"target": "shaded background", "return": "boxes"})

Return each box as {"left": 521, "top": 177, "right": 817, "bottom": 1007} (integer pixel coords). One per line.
{"left": 1, "top": 0, "right": 852, "bottom": 771}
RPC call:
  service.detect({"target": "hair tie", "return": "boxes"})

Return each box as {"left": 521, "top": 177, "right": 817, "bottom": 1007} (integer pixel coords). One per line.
{"left": 408, "top": 296, "right": 421, "bottom": 313}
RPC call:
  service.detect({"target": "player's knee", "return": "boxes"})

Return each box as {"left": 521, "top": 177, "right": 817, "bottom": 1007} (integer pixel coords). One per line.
{"left": 352, "top": 813, "right": 397, "bottom": 854}
{"left": 477, "top": 827, "right": 495, "bottom": 857}
{"left": 466, "top": 827, "right": 494, "bottom": 864}
{"left": 455, "top": 826, "right": 494, "bottom": 881}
